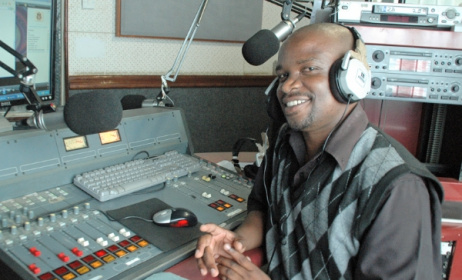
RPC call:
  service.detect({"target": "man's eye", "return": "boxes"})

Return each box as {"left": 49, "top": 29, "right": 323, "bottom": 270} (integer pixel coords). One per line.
{"left": 302, "top": 67, "right": 315, "bottom": 73}
{"left": 277, "top": 73, "right": 288, "bottom": 82}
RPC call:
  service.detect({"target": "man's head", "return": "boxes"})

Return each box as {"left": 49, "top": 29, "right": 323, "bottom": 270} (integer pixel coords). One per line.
{"left": 274, "top": 23, "right": 368, "bottom": 134}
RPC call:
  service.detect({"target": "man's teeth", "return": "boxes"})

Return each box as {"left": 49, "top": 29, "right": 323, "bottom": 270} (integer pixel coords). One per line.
{"left": 286, "top": 100, "right": 307, "bottom": 107}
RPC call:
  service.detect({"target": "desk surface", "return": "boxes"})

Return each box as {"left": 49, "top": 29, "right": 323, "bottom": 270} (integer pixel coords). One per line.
{"left": 195, "top": 152, "right": 256, "bottom": 164}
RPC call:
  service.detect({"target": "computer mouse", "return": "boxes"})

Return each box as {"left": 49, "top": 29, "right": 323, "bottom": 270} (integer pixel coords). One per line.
{"left": 152, "top": 208, "right": 198, "bottom": 228}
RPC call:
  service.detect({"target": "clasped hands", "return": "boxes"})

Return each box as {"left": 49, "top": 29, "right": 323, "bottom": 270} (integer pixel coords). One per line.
{"left": 194, "top": 224, "right": 269, "bottom": 280}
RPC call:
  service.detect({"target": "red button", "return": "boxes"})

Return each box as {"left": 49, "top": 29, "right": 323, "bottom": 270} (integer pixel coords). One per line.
{"left": 58, "top": 252, "right": 70, "bottom": 262}
{"left": 95, "top": 250, "right": 107, "bottom": 257}
{"left": 38, "top": 272, "right": 55, "bottom": 280}
{"left": 28, "top": 263, "right": 41, "bottom": 274}
{"left": 71, "top": 247, "right": 83, "bottom": 257}
{"left": 29, "top": 247, "right": 41, "bottom": 257}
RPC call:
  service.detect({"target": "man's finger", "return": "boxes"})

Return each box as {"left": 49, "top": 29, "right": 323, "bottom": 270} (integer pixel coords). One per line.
{"left": 223, "top": 244, "right": 253, "bottom": 269}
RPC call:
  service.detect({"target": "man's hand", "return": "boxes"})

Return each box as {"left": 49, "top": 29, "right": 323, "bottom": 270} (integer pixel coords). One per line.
{"left": 215, "top": 243, "right": 270, "bottom": 280}
{"left": 195, "top": 224, "right": 245, "bottom": 277}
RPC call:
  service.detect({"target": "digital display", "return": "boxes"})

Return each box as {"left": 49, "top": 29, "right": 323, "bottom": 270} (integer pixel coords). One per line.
{"left": 387, "top": 85, "right": 427, "bottom": 98}
{"left": 374, "top": 5, "right": 428, "bottom": 15}
{"left": 99, "top": 129, "right": 121, "bottom": 145}
{"left": 389, "top": 58, "right": 431, "bottom": 73}
{"left": 381, "top": 15, "right": 419, "bottom": 23}
{"left": 64, "top": 136, "right": 88, "bottom": 152}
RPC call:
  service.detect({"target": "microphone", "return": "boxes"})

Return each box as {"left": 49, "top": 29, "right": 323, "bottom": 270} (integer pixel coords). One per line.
{"left": 121, "top": 94, "right": 146, "bottom": 110}
{"left": 26, "top": 108, "right": 66, "bottom": 131}
{"left": 242, "top": 13, "right": 304, "bottom": 66}
{"left": 25, "top": 92, "right": 123, "bottom": 135}
{"left": 64, "top": 92, "right": 123, "bottom": 135}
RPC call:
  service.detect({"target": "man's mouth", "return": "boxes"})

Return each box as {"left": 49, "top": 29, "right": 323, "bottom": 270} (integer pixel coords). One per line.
{"left": 285, "top": 99, "right": 308, "bottom": 108}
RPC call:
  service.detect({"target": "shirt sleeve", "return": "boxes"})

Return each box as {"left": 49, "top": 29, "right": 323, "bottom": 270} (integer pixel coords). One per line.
{"left": 354, "top": 173, "right": 441, "bottom": 280}
{"left": 247, "top": 159, "right": 269, "bottom": 213}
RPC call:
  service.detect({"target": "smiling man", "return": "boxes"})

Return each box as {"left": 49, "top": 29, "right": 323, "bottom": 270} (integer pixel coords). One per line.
{"left": 195, "top": 23, "right": 443, "bottom": 280}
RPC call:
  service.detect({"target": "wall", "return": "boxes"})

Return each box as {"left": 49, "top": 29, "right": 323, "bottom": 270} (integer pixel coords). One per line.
{"left": 66, "top": 1, "right": 310, "bottom": 153}
{"left": 67, "top": 0, "right": 310, "bottom": 77}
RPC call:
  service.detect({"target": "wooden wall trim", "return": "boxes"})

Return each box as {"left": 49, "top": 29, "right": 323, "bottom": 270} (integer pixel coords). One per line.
{"left": 68, "top": 75, "right": 275, "bottom": 90}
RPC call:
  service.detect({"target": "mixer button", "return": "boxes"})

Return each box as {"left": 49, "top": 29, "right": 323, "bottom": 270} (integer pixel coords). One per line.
{"left": 29, "top": 247, "right": 41, "bottom": 257}
{"left": 28, "top": 263, "right": 41, "bottom": 274}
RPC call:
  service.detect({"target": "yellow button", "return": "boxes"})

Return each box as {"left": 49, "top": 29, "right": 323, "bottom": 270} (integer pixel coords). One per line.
{"left": 102, "top": 255, "right": 116, "bottom": 263}
{"left": 62, "top": 273, "right": 77, "bottom": 280}
{"left": 138, "top": 240, "right": 149, "bottom": 247}
{"left": 216, "top": 206, "right": 225, "bottom": 211}
{"left": 127, "top": 245, "right": 138, "bottom": 252}
{"left": 90, "top": 261, "right": 103, "bottom": 269}
{"left": 76, "top": 266, "right": 90, "bottom": 275}
{"left": 115, "top": 250, "right": 127, "bottom": 257}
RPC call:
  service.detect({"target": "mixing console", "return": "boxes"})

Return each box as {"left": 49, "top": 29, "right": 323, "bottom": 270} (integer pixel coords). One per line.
{"left": 0, "top": 107, "right": 254, "bottom": 279}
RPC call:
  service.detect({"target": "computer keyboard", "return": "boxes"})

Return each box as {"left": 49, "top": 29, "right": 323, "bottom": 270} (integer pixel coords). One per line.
{"left": 73, "top": 151, "right": 202, "bottom": 202}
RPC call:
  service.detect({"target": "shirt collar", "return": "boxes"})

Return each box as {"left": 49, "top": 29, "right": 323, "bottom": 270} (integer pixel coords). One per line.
{"left": 285, "top": 103, "right": 369, "bottom": 171}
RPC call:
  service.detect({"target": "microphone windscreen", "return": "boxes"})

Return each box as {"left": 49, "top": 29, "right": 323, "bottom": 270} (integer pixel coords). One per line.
{"left": 242, "top": 29, "right": 280, "bottom": 66}
{"left": 121, "top": 94, "right": 146, "bottom": 110}
{"left": 64, "top": 92, "right": 123, "bottom": 135}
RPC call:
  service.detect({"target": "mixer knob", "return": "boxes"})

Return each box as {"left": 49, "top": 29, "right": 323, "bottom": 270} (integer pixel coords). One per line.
{"left": 24, "top": 221, "right": 31, "bottom": 231}
{"left": 61, "top": 210, "right": 68, "bottom": 219}
{"left": 49, "top": 213, "right": 56, "bottom": 223}
{"left": 28, "top": 210, "right": 35, "bottom": 220}
{"left": 37, "top": 217, "right": 44, "bottom": 227}
{"left": 73, "top": 206, "right": 80, "bottom": 215}
{"left": 2, "top": 218, "right": 8, "bottom": 228}
{"left": 15, "top": 214, "right": 22, "bottom": 224}
{"left": 11, "top": 225, "right": 17, "bottom": 235}
{"left": 9, "top": 210, "right": 15, "bottom": 219}
{"left": 84, "top": 202, "right": 91, "bottom": 210}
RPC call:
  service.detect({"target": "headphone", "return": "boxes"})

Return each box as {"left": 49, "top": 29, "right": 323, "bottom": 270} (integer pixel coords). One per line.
{"left": 329, "top": 25, "right": 371, "bottom": 103}
{"left": 266, "top": 24, "right": 371, "bottom": 122}
{"left": 231, "top": 137, "right": 259, "bottom": 179}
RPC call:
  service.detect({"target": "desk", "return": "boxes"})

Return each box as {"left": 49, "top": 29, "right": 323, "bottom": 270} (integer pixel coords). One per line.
{"left": 195, "top": 152, "right": 257, "bottom": 166}
{"left": 164, "top": 152, "right": 263, "bottom": 279}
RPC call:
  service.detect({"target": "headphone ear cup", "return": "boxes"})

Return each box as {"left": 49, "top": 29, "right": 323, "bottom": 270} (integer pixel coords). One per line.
{"left": 329, "top": 52, "right": 371, "bottom": 103}
{"left": 329, "top": 58, "right": 349, "bottom": 103}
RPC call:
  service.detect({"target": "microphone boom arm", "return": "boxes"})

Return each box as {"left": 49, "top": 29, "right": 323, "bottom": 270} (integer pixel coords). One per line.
{"left": 159, "top": 0, "right": 209, "bottom": 105}
{"left": 0, "top": 39, "right": 46, "bottom": 112}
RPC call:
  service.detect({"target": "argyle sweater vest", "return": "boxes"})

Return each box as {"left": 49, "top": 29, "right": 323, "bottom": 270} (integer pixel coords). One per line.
{"left": 265, "top": 124, "right": 443, "bottom": 280}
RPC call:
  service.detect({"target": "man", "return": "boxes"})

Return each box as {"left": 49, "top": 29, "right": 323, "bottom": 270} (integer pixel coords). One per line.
{"left": 195, "top": 22, "right": 443, "bottom": 279}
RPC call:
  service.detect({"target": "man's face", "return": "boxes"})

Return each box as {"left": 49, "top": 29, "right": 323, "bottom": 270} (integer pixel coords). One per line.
{"left": 275, "top": 30, "right": 348, "bottom": 134}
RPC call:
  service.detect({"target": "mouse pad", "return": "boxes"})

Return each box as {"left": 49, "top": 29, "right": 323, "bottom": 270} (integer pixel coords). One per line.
{"left": 106, "top": 198, "right": 202, "bottom": 252}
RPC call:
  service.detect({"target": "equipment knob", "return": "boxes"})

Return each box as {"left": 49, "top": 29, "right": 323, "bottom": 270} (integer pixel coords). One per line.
{"left": 73, "top": 206, "right": 80, "bottom": 215}
{"left": 24, "top": 221, "right": 31, "bottom": 231}
{"left": 62, "top": 210, "right": 68, "bottom": 219}
{"left": 372, "top": 50, "right": 385, "bottom": 62}
{"left": 455, "top": 57, "right": 462, "bottom": 66}
{"left": 445, "top": 8, "right": 457, "bottom": 19}
{"left": 371, "top": 77, "right": 382, "bottom": 89}
{"left": 49, "top": 213, "right": 56, "bottom": 223}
